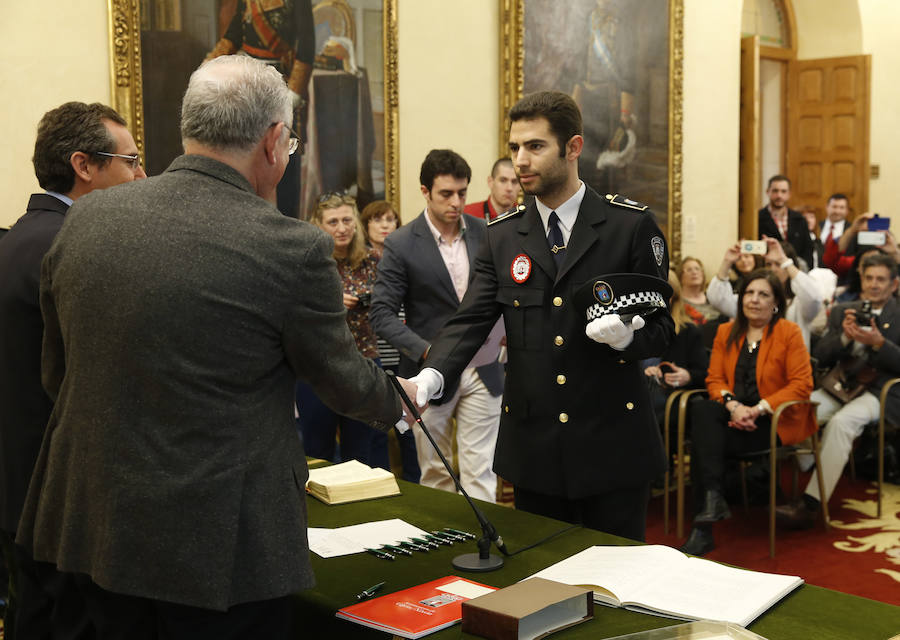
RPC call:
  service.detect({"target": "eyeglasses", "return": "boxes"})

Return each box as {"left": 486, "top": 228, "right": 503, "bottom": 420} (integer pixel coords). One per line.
{"left": 271, "top": 122, "right": 302, "bottom": 155}
{"left": 94, "top": 151, "right": 142, "bottom": 170}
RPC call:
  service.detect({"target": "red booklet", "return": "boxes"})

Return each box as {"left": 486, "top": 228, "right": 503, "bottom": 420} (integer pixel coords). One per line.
{"left": 336, "top": 576, "right": 498, "bottom": 638}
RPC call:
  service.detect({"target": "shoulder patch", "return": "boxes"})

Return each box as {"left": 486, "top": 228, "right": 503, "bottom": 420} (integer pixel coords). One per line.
{"left": 487, "top": 203, "right": 526, "bottom": 226}
{"left": 606, "top": 193, "right": 649, "bottom": 212}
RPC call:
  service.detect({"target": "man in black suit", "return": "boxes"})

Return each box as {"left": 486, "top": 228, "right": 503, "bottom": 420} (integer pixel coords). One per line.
{"left": 777, "top": 252, "right": 900, "bottom": 528}
{"left": 16, "top": 56, "right": 415, "bottom": 637}
{"left": 0, "top": 101, "right": 145, "bottom": 635}
{"left": 411, "top": 91, "right": 673, "bottom": 540}
{"left": 371, "top": 150, "right": 504, "bottom": 503}
{"left": 758, "top": 174, "right": 814, "bottom": 270}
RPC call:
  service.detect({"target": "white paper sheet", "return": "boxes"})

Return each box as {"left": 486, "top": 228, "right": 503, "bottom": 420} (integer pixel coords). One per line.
{"left": 308, "top": 518, "right": 430, "bottom": 558}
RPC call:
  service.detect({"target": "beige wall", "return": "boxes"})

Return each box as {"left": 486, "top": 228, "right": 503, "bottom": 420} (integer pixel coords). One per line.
{"left": 2, "top": 0, "right": 897, "bottom": 259}
{"left": 396, "top": 0, "right": 499, "bottom": 218}
{"left": 0, "top": 1, "right": 110, "bottom": 227}
{"left": 859, "top": 0, "right": 900, "bottom": 222}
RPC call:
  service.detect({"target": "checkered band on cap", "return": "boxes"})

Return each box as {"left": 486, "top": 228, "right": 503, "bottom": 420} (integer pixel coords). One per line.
{"left": 585, "top": 290, "right": 667, "bottom": 321}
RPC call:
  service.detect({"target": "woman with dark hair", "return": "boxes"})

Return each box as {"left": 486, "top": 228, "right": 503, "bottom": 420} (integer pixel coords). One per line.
{"left": 360, "top": 200, "right": 402, "bottom": 259}
{"left": 680, "top": 270, "right": 816, "bottom": 556}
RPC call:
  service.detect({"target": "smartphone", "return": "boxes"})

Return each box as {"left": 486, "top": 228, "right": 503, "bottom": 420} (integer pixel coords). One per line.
{"left": 740, "top": 239, "right": 767, "bottom": 255}
{"left": 868, "top": 214, "right": 890, "bottom": 231}
{"left": 858, "top": 231, "right": 886, "bottom": 246}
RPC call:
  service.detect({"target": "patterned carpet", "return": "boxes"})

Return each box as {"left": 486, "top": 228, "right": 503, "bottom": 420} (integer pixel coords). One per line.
{"left": 646, "top": 474, "right": 900, "bottom": 606}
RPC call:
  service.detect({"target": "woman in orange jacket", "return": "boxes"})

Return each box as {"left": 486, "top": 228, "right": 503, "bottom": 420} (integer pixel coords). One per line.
{"left": 680, "top": 270, "right": 815, "bottom": 556}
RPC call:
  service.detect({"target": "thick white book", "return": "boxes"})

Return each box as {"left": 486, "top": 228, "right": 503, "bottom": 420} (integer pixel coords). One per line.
{"left": 305, "top": 459, "right": 400, "bottom": 505}
{"left": 527, "top": 545, "right": 803, "bottom": 627}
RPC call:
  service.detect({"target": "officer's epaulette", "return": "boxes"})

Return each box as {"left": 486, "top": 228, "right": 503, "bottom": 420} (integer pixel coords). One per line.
{"left": 606, "top": 193, "right": 649, "bottom": 212}
{"left": 487, "top": 203, "right": 526, "bottom": 226}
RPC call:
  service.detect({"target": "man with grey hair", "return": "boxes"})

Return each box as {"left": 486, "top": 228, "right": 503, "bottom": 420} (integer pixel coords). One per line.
{"left": 16, "top": 55, "right": 415, "bottom": 637}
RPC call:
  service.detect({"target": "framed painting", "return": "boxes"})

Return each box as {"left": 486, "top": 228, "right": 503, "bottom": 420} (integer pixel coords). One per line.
{"left": 107, "top": 0, "right": 399, "bottom": 218}
{"left": 499, "top": 0, "right": 684, "bottom": 264}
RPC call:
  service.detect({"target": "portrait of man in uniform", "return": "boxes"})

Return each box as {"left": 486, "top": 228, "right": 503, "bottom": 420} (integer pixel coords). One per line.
{"left": 521, "top": 0, "right": 673, "bottom": 237}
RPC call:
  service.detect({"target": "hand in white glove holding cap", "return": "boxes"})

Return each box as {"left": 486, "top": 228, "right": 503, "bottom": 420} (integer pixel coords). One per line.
{"left": 585, "top": 313, "right": 646, "bottom": 350}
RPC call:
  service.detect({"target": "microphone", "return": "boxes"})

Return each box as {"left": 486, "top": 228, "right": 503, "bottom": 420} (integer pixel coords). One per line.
{"left": 388, "top": 372, "right": 507, "bottom": 572}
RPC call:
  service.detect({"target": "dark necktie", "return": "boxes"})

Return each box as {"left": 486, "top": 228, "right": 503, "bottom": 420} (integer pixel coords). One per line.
{"left": 547, "top": 211, "right": 566, "bottom": 268}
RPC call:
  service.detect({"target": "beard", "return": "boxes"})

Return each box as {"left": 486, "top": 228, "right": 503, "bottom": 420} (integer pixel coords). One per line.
{"left": 518, "top": 160, "right": 567, "bottom": 198}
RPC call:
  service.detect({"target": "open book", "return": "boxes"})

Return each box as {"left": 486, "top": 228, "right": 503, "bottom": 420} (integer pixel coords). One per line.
{"left": 305, "top": 459, "right": 400, "bottom": 505}
{"left": 528, "top": 545, "right": 803, "bottom": 627}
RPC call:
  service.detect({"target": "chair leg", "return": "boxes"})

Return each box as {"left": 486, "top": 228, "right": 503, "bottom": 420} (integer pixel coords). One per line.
{"left": 769, "top": 425, "right": 778, "bottom": 558}
{"left": 663, "top": 391, "right": 681, "bottom": 536}
{"left": 812, "top": 431, "right": 830, "bottom": 530}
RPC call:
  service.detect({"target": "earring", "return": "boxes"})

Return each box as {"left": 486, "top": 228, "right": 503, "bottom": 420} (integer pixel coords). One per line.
{"left": 773, "top": 306, "right": 779, "bottom": 314}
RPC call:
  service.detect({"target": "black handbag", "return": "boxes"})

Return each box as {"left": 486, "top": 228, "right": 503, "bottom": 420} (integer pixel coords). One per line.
{"left": 820, "top": 357, "right": 878, "bottom": 404}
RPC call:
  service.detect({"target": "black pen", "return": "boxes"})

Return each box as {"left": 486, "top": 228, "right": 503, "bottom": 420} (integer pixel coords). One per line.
{"left": 355, "top": 581, "right": 386, "bottom": 600}
{"left": 364, "top": 547, "right": 395, "bottom": 560}
{"left": 411, "top": 537, "right": 440, "bottom": 549}
{"left": 381, "top": 544, "right": 412, "bottom": 556}
{"left": 445, "top": 527, "right": 477, "bottom": 540}
{"left": 433, "top": 530, "right": 466, "bottom": 542}
{"left": 400, "top": 540, "right": 429, "bottom": 552}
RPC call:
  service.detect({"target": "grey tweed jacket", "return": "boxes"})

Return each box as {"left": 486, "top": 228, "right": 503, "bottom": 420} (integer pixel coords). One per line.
{"left": 17, "top": 155, "right": 401, "bottom": 610}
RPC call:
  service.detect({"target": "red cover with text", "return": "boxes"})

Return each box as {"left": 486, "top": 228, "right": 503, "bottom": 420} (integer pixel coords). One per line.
{"left": 336, "top": 575, "right": 497, "bottom": 639}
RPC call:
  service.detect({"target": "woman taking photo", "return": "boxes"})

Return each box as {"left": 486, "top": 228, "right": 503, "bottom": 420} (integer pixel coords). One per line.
{"left": 296, "top": 194, "right": 388, "bottom": 467}
{"left": 681, "top": 270, "right": 815, "bottom": 556}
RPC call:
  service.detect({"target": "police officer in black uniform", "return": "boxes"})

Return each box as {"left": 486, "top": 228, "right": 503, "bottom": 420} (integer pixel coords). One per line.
{"left": 411, "top": 91, "right": 673, "bottom": 540}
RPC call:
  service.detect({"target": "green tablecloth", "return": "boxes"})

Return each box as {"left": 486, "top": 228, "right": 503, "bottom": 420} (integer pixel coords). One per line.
{"left": 295, "top": 479, "right": 900, "bottom": 639}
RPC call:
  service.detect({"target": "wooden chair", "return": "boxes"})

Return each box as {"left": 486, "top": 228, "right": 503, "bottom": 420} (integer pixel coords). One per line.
{"left": 876, "top": 378, "right": 900, "bottom": 517}
{"left": 662, "top": 388, "right": 685, "bottom": 535}
{"left": 663, "top": 389, "right": 707, "bottom": 538}
{"left": 672, "top": 396, "right": 830, "bottom": 557}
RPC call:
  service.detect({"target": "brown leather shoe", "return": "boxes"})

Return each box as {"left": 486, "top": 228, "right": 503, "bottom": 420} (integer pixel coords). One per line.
{"left": 776, "top": 502, "right": 818, "bottom": 530}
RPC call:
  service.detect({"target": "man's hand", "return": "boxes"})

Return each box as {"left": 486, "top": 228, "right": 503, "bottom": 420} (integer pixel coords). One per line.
{"left": 395, "top": 376, "right": 425, "bottom": 428}
{"left": 409, "top": 368, "right": 442, "bottom": 406}
{"left": 843, "top": 309, "right": 885, "bottom": 347}
{"left": 586, "top": 313, "right": 645, "bottom": 350}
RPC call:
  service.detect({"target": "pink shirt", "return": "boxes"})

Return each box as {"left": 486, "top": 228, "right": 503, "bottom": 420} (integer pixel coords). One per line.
{"left": 424, "top": 211, "right": 470, "bottom": 302}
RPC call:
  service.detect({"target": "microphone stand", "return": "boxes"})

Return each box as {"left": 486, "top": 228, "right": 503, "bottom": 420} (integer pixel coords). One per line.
{"left": 388, "top": 373, "right": 507, "bottom": 572}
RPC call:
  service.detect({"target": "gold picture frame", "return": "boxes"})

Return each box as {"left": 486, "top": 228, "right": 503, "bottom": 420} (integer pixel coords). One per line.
{"left": 107, "top": 0, "right": 400, "bottom": 213}
{"left": 499, "top": 0, "right": 683, "bottom": 265}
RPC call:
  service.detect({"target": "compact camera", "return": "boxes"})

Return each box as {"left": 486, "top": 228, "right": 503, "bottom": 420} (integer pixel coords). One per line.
{"left": 855, "top": 300, "right": 873, "bottom": 326}
{"left": 356, "top": 292, "right": 372, "bottom": 307}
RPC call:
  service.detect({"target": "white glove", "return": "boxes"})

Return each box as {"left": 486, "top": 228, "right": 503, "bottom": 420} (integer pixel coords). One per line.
{"left": 585, "top": 313, "right": 646, "bottom": 351}
{"left": 409, "top": 368, "right": 443, "bottom": 406}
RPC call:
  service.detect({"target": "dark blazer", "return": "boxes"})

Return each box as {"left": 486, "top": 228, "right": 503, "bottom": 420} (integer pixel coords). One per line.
{"left": 813, "top": 298, "right": 900, "bottom": 424}
{"left": 662, "top": 322, "right": 709, "bottom": 388}
{"left": 17, "top": 155, "right": 401, "bottom": 611}
{"left": 370, "top": 211, "right": 503, "bottom": 400}
{"left": 0, "top": 194, "right": 68, "bottom": 534}
{"left": 758, "top": 206, "right": 814, "bottom": 270}
{"left": 425, "top": 186, "right": 674, "bottom": 499}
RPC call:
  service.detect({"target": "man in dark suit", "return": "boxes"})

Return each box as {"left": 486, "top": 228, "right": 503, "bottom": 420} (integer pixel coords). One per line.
{"left": 778, "top": 252, "right": 900, "bottom": 528}
{"left": 758, "top": 174, "right": 814, "bottom": 270}
{"left": 0, "top": 101, "right": 145, "bottom": 635}
{"left": 16, "top": 56, "right": 414, "bottom": 637}
{"left": 411, "top": 91, "right": 673, "bottom": 540}
{"left": 370, "top": 150, "right": 504, "bottom": 503}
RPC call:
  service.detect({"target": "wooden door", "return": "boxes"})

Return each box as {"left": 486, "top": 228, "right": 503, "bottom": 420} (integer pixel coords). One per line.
{"left": 739, "top": 36, "right": 761, "bottom": 240}
{"left": 786, "top": 55, "right": 871, "bottom": 219}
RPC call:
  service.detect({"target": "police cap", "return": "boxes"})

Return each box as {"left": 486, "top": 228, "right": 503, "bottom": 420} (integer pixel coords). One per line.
{"left": 575, "top": 273, "right": 673, "bottom": 323}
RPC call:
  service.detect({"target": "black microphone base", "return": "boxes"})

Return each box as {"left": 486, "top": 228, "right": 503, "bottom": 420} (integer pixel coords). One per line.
{"left": 452, "top": 552, "right": 504, "bottom": 572}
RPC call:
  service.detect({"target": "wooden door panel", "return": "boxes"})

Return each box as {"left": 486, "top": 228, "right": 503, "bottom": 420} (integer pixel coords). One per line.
{"left": 787, "top": 55, "right": 870, "bottom": 217}
{"left": 739, "top": 36, "right": 761, "bottom": 240}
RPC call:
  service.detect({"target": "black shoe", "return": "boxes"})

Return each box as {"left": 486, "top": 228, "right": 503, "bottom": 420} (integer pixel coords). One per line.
{"left": 679, "top": 527, "right": 715, "bottom": 556}
{"left": 775, "top": 502, "right": 818, "bottom": 530}
{"left": 693, "top": 489, "right": 731, "bottom": 524}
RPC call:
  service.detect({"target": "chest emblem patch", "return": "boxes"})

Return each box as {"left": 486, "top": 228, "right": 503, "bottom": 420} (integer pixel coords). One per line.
{"left": 510, "top": 254, "right": 532, "bottom": 283}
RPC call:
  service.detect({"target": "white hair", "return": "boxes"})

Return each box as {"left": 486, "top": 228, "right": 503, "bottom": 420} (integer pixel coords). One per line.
{"left": 181, "top": 55, "right": 293, "bottom": 153}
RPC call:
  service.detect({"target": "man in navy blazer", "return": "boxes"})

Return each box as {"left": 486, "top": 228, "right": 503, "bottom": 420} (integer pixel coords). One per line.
{"left": 371, "top": 150, "right": 504, "bottom": 503}
{"left": 0, "top": 101, "right": 145, "bottom": 634}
